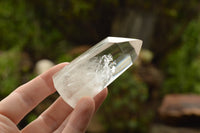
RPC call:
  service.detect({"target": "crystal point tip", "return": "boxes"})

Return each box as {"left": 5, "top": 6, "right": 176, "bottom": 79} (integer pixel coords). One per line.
{"left": 129, "top": 39, "right": 142, "bottom": 56}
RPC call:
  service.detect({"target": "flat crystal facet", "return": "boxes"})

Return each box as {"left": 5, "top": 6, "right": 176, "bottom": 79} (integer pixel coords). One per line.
{"left": 53, "top": 37, "right": 142, "bottom": 108}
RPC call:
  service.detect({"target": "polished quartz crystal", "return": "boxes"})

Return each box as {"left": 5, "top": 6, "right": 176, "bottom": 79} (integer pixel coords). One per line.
{"left": 52, "top": 37, "right": 142, "bottom": 108}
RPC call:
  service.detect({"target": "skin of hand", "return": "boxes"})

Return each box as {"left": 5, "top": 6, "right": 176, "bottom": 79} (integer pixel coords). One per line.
{"left": 0, "top": 63, "right": 108, "bottom": 133}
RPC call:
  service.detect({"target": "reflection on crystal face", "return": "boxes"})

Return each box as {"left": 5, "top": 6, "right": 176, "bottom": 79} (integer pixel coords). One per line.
{"left": 53, "top": 37, "right": 142, "bottom": 108}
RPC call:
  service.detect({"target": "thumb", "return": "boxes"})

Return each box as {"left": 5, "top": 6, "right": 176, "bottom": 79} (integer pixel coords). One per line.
{"left": 62, "top": 97, "right": 95, "bottom": 133}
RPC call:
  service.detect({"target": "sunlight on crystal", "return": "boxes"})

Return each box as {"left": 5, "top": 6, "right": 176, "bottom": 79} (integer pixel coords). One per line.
{"left": 53, "top": 37, "right": 142, "bottom": 108}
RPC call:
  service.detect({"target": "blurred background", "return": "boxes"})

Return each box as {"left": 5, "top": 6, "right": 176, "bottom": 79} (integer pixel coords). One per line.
{"left": 1, "top": 0, "right": 200, "bottom": 132}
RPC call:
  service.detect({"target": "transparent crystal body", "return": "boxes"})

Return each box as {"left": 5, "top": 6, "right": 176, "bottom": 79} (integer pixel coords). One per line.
{"left": 53, "top": 37, "right": 142, "bottom": 108}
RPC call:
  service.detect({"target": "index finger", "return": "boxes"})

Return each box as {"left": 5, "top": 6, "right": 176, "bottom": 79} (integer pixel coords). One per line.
{"left": 0, "top": 63, "right": 68, "bottom": 124}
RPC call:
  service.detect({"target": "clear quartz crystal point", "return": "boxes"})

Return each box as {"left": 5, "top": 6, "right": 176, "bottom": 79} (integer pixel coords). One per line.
{"left": 53, "top": 37, "right": 142, "bottom": 108}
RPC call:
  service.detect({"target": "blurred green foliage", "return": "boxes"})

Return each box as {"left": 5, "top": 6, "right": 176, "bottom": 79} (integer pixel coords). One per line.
{"left": 0, "top": 0, "right": 69, "bottom": 60}
{"left": 0, "top": 48, "right": 21, "bottom": 97}
{"left": 163, "top": 18, "right": 200, "bottom": 94}
{"left": 101, "top": 68, "right": 150, "bottom": 132}
{"left": 0, "top": 0, "right": 68, "bottom": 99}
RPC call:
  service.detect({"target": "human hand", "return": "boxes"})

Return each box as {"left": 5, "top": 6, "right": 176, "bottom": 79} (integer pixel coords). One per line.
{"left": 0, "top": 63, "right": 108, "bottom": 133}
